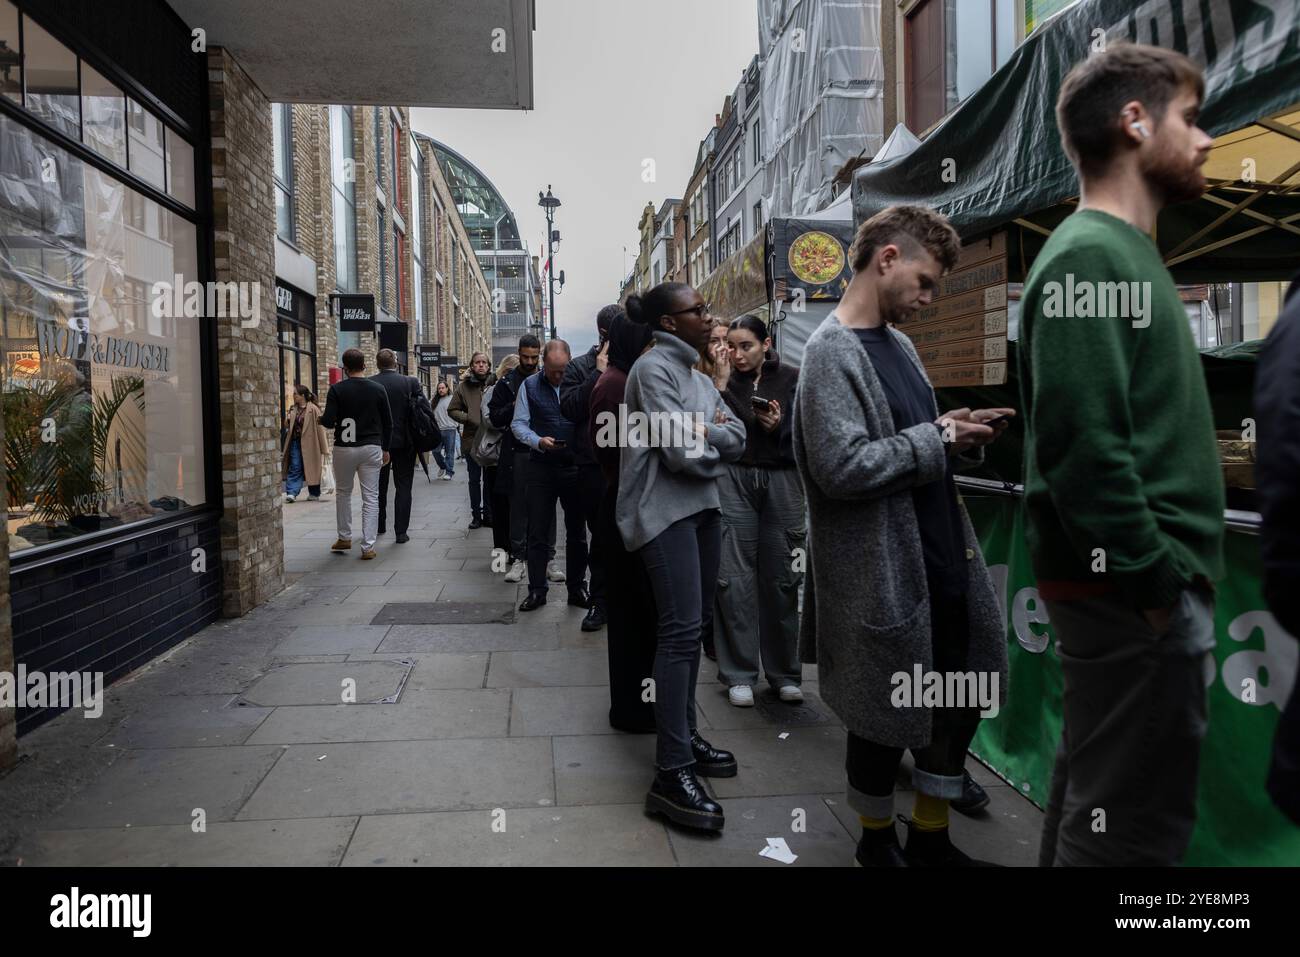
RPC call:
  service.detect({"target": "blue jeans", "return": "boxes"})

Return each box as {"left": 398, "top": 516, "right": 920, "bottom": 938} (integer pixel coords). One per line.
{"left": 638, "top": 508, "right": 722, "bottom": 769}
{"left": 433, "top": 428, "right": 457, "bottom": 475}
{"left": 285, "top": 438, "right": 305, "bottom": 496}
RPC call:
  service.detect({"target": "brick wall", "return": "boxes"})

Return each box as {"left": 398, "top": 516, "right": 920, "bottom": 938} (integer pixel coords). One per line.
{"left": 209, "top": 47, "right": 284, "bottom": 617}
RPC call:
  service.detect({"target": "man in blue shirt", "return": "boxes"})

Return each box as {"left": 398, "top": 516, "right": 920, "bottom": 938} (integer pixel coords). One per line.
{"left": 513, "top": 339, "right": 590, "bottom": 612}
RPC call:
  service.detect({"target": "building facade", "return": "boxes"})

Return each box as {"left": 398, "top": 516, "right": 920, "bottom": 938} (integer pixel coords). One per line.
{"left": 649, "top": 198, "right": 681, "bottom": 289}
{"left": 0, "top": 0, "right": 531, "bottom": 759}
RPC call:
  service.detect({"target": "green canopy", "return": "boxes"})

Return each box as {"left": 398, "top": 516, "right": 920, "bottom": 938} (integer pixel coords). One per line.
{"left": 852, "top": 0, "right": 1300, "bottom": 281}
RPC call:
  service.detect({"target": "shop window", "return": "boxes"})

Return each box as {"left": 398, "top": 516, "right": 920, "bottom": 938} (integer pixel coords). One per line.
{"left": 906, "top": 0, "right": 1017, "bottom": 133}
{"left": 0, "top": 1, "right": 20, "bottom": 103}
{"left": 166, "top": 127, "right": 194, "bottom": 208}
{"left": 80, "top": 63, "right": 125, "bottom": 167}
{"left": 21, "top": 15, "right": 78, "bottom": 138}
{"left": 127, "top": 98, "right": 165, "bottom": 190}
{"left": 0, "top": 113, "right": 205, "bottom": 554}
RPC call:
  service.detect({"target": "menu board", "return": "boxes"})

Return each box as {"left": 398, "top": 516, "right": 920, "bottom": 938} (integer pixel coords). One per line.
{"left": 899, "top": 232, "right": 1008, "bottom": 388}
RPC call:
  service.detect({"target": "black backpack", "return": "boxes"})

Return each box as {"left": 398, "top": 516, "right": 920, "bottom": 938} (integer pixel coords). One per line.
{"left": 405, "top": 379, "right": 438, "bottom": 453}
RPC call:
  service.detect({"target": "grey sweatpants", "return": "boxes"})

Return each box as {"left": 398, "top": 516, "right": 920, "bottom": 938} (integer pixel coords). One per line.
{"left": 333, "top": 444, "right": 383, "bottom": 550}
{"left": 1040, "top": 585, "right": 1215, "bottom": 866}
{"left": 713, "top": 464, "right": 805, "bottom": 689}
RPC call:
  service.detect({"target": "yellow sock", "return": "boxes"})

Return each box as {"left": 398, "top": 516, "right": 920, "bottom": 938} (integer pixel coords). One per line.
{"left": 858, "top": 814, "right": 893, "bottom": 831}
{"left": 912, "top": 792, "right": 949, "bottom": 832}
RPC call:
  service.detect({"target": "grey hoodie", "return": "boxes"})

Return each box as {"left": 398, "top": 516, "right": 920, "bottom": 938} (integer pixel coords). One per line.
{"left": 615, "top": 331, "right": 747, "bottom": 551}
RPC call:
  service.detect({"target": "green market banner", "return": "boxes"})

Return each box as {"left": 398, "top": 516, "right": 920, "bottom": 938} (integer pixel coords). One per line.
{"left": 965, "top": 494, "right": 1300, "bottom": 866}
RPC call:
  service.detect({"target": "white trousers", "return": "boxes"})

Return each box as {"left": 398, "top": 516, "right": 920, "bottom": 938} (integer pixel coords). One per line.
{"left": 333, "top": 444, "right": 383, "bottom": 550}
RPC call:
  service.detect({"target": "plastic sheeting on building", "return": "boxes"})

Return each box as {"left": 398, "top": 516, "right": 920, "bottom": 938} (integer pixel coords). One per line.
{"left": 758, "top": 0, "right": 885, "bottom": 218}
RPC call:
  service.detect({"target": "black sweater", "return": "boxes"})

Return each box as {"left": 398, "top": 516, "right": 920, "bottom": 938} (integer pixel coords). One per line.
{"left": 720, "top": 350, "right": 799, "bottom": 468}
{"left": 321, "top": 375, "right": 393, "bottom": 449}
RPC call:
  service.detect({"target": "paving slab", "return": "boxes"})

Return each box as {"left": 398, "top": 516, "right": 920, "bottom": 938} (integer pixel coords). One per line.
{"left": 703, "top": 726, "right": 849, "bottom": 799}
{"left": 236, "top": 738, "right": 555, "bottom": 819}
{"left": 96, "top": 694, "right": 272, "bottom": 749}
{"left": 510, "top": 686, "right": 622, "bottom": 737}
{"left": 369, "top": 601, "right": 517, "bottom": 625}
{"left": 347, "top": 653, "right": 489, "bottom": 690}
{"left": 240, "top": 660, "right": 413, "bottom": 706}
{"left": 271, "top": 626, "right": 392, "bottom": 657}
{"left": 664, "top": 793, "right": 856, "bottom": 867}
{"left": 486, "top": 648, "right": 609, "bottom": 688}
{"left": 378, "top": 622, "right": 564, "bottom": 653}
{"left": 344, "top": 585, "right": 450, "bottom": 604}
{"left": 552, "top": 733, "right": 660, "bottom": 806}
{"left": 694, "top": 686, "right": 836, "bottom": 731}
{"left": 17, "top": 817, "right": 358, "bottom": 867}
{"left": 43, "top": 745, "right": 286, "bottom": 828}
{"left": 245, "top": 690, "right": 511, "bottom": 744}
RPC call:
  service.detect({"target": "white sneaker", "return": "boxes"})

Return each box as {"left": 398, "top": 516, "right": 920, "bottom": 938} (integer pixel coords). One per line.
{"left": 441, "top": 473, "right": 453, "bottom": 481}
{"left": 728, "top": 685, "right": 755, "bottom": 707}
{"left": 504, "top": 559, "right": 526, "bottom": 583}
{"left": 547, "top": 561, "right": 566, "bottom": 583}
{"left": 436, "top": 468, "right": 445, "bottom": 479}
{"left": 307, "top": 494, "right": 321, "bottom": 502}
{"left": 285, "top": 493, "right": 296, "bottom": 503}
{"left": 778, "top": 685, "right": 804, "bottom": 703}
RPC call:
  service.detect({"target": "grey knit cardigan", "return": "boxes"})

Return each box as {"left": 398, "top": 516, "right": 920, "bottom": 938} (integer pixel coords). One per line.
{"left": 791, "top": 313, "right": 1008, "bottom": 748}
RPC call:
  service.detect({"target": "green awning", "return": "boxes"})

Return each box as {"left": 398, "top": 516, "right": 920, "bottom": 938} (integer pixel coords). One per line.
{"left": 852, "top": 0, "right": 1300, "bottom": 281}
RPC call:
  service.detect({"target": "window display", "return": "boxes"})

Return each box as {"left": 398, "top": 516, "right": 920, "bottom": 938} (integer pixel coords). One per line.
{"left": 1, "top": 113, "right": 205, "bottom": 552}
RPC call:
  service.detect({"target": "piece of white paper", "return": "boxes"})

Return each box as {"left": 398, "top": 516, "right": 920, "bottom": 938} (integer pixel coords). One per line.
{"left": 758, "top": 837, "right": 798, "bottom": 864}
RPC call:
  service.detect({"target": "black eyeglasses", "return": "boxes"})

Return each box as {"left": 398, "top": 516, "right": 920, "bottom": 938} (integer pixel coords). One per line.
{"left": 667, "top": 302, "right": 711, "bottom": 319}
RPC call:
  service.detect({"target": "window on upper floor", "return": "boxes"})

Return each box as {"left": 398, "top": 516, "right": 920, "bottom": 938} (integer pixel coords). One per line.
{"left": 905, "top": 0, "right": 1016, "bottom": 134}
{"left": 272, "top": 103, "right": 295, "bottom": 243}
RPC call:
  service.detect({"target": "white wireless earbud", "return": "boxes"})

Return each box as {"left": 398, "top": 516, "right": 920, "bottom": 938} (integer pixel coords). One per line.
{"left": 1131, "top": 120, "right": 1150, "bottom": 140}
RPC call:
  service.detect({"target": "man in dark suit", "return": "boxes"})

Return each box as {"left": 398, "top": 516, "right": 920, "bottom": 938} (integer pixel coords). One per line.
{"left": 371, "top": 348, "right": 432, "bottom": 543}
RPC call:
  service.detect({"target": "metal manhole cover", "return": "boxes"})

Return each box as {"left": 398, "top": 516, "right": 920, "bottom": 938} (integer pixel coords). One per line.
{"left": 370, "top": 602, "right": 517, "bottom": 625}
{"left": 753, "top": 695, "right": 825, "bottom": 727}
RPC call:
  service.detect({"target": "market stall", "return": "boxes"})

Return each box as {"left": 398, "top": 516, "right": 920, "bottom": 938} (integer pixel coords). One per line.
{"left": 847, "top": 0, "right": 1300, "bottom": 865}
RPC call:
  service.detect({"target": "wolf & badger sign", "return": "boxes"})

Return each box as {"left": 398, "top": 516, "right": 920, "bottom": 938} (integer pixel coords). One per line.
{"left": 898, "top": 232, "right": 1008, "bottom": 388}
{"left": 35, "top": 320, "right": 172, "bottom": 374}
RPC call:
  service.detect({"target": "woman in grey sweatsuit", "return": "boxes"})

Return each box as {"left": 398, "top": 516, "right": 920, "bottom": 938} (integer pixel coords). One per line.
{"left": 617, "top": 282, "right": 747, "bottom": 832}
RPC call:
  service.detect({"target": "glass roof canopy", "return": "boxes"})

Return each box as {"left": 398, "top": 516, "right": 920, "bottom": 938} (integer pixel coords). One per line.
{"left": 423, "top": 136, "right": 524, "bottom": 252}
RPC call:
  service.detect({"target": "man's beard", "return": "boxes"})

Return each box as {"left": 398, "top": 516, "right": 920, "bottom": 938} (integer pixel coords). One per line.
{"left": 880, "top": 286, "right": 915, "bottom": 325}
{"left": 1143, "top": 145, "right": 1206, "bottom": 204}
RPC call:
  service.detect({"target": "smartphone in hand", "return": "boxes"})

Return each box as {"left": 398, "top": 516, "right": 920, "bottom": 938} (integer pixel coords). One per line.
{"left": 750, "top": 395, "right": 772, "bottom": 412}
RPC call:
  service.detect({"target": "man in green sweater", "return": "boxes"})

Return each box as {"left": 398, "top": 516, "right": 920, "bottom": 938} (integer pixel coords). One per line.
{"left": 1018, "top": 43, "right": 1224, "bottom": 866}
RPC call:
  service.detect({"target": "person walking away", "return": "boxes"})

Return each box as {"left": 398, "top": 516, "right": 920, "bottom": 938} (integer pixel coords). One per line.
{"left": 618, "top": 282, "right": 747, "bottom": 832}
{"left": 560, "top": 304, "right": 622, "bottom": 632}
{"left": 482, "top": 355, "right": 520, "bottom": 569}
{"left": 371, "top": 348, "right": 431, "bottom": 544}
{"left": 591, "top": 312, "right": 658, "bottom": 731}
{"left": 432, "top": 380, "right": 457, "bottom": 480}
{"left": 321, "top": 347, "right": 392, "bottom": 559}
{"left": 1019, "top": 44, "right": 1223, "bottom": 866}
{"left": 714, "top": 314, "right": 804, "bottom": 707}
{"left": 793, "top": 205, "right": 1012, "bottom": 866}
{"left": 449, "top": 352, "right": 496, "bottom": 529}
{"left": 488, "top": 335, "right": 559, "bottom": 583}
{"left": 282, "top": 384, "right": 327, "bottom": 502}
{"left": 513, "top": 340, "right": 591, "bottom": 612}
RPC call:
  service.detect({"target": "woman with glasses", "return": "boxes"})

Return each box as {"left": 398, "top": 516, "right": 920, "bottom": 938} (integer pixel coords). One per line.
{"left": 618, "top": 283, "right": 747, "bottom": 832}
{"left": 713, "top": 314, "right": 805, "bottom": 708}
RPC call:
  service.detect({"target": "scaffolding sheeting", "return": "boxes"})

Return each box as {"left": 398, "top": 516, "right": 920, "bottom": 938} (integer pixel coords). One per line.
{"left": 758, "top": 0, "right": 884, "bottom": 217}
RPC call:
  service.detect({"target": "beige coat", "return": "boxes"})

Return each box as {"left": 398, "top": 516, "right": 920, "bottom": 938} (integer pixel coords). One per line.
{"left": 282, "top": 402, "right": 328, "bottom": 486}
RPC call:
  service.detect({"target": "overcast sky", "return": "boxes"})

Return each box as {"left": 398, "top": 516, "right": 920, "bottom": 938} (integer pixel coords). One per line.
{"left": 411, "top": 0, "right": 760, "bottom": 356}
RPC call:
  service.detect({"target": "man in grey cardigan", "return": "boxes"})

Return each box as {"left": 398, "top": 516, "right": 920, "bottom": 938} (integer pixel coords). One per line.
{"left": 793, "top": 206, "right": 1011, "bottom": 866}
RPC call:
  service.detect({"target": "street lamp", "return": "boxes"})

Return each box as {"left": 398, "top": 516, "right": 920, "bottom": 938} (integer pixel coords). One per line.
{"left": 538, "top": 185, "right": 561, "bottom": 340}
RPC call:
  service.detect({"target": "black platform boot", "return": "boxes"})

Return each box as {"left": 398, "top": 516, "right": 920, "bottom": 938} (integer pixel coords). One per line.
{"left": 689, "top": 731, "right": 737, "bottom": 777}
{"left": 645, "top": 765, "right": 725, "bottom": 831}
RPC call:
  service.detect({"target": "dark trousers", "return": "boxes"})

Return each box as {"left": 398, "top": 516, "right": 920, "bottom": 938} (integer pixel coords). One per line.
{"left": 465, "top": 454, "right": 490, "bottom": 521}
{"left": 510, "top": 449, "right": 554, "bottom": 563}
{"left": 845, "top": 594, "right": 981, "bottom": 819}
{"left": 638, "top": 508, "right": 722, "bottom": 769}
{"left": 577, "top": 464, "right": 608, "bottom": 612}
{"left": 486, "top": 466, "right": 511, "bottom": 554}
{"left": 378, "top": 446, "right": 416, "bottom": 536}
{"left": 1039, "top": 586, "right": 1214, "bottom": 866}
{"left": 601, "top": 483, "right": 657, "bottom": 732}
{"left": 526, "top": 461, "right": 587, "bottom": 597}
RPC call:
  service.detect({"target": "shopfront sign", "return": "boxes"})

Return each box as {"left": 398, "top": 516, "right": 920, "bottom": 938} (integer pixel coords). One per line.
{"left": 415, "top": 344, "right": 442, "bottom": 367}
{"left": 378, "top": 321, "right": 409, "bottom": 352}
{"left": 35, "top": 319, "right": 171, "bottom": 373}
{"left": 439, "top": 355, "right": 460, "bottom": 376}
{"left": 335, "top": 293, "right": 376, "bottom": 332}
